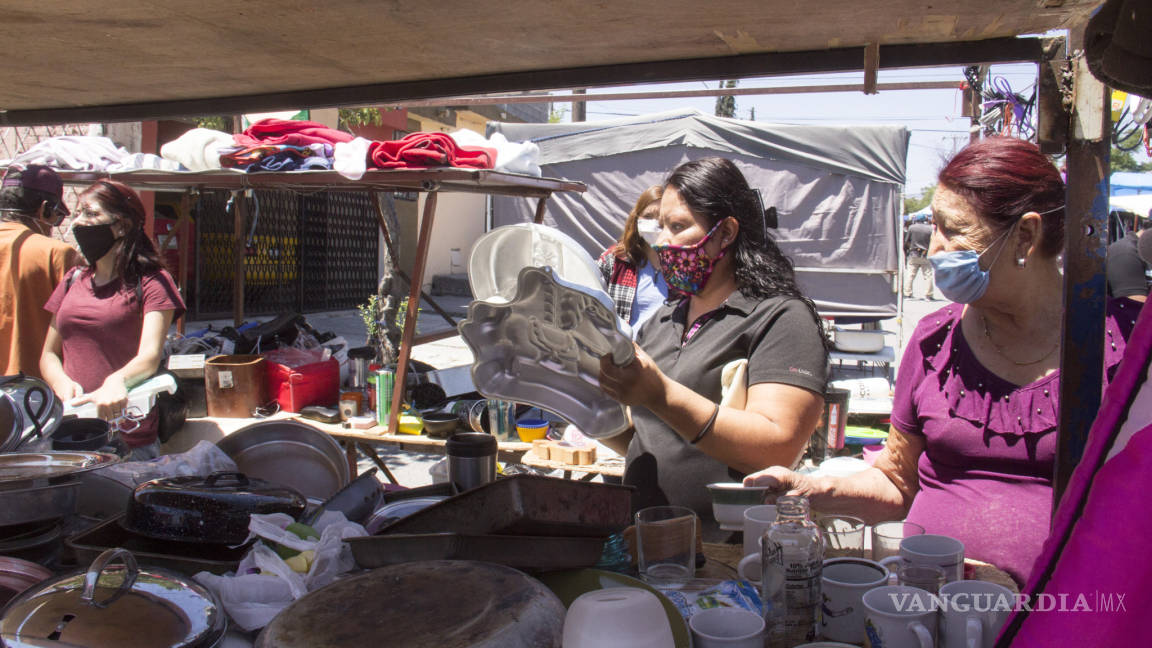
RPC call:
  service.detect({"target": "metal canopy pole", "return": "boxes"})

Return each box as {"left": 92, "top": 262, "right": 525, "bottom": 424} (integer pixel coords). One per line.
{"left": 533, "top": 195, "right": 550, "bottom": 224}
{"left": 232, "top": 191, "right": 247, "bottom": 327}
{"left": 1053, "top": 52, "right": 1110, "bottom": 509}
{"left": 389, "top": 192, "right": 438, "bottom": 434}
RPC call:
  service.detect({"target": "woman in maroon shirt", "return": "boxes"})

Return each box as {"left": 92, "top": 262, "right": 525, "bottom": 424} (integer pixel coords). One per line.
{"left": 41, "top": 180, "right": 184, "bottom": 460}
{"left": 744, "top": 137, "right": 1134, "bottom": 585}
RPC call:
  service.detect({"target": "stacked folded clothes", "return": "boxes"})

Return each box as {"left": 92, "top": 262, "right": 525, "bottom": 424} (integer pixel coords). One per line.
{"left": 7, "top": 120, "right": 540, "bottom": 179}
{"left": 219, "top": 143, "right": 334, "bottom": 172}
{"left": 234, "top": 118, "right": 355, "bottom": 148}
{"left": 367, "top": 132, "right": 497, "bottom": 170}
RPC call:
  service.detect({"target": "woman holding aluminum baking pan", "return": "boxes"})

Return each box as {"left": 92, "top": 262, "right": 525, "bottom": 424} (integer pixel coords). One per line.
{"left": 599, "top": 157, "right": 829, "bottom": 542}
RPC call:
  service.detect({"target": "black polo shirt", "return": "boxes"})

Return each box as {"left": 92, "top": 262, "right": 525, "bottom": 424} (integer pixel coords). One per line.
{"left": 1106, "top": 232, "right": 1151, "bottom": 298}
{"left": 625, "top": 290, "right": 828, "bottom": 541}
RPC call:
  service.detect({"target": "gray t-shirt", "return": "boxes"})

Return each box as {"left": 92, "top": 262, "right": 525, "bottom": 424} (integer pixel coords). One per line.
{"left": 625, "top": 291, "right": 828, "bottom": 541}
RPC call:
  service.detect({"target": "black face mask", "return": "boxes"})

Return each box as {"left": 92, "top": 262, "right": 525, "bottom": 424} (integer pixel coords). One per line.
{"left": 72, "top": 224, "right": 118, "bottom": 264}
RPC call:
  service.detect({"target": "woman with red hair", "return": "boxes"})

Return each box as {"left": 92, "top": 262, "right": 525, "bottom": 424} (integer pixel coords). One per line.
{"left": 745, "top": 137, "right": 1137, "bottom": 586}
{"left": 40, "top": 180, "right": 184, "bottom": 460}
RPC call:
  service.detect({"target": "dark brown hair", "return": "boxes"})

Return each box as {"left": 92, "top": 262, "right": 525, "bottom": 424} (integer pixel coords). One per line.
{"left": 79, "top": 180, "right": 167, "bottom": 290}
{"left": 611, "top": 185, "right": 663, "bottom": 266}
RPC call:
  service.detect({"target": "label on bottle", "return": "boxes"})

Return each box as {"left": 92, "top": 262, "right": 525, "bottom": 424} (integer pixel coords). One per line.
{"left": 764, "top": 539, "right": 822, "bottom": 645}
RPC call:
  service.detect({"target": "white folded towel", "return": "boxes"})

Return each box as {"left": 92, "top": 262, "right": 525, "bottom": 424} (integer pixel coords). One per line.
{"left": 160, "top": 128, "right": 234, "bottom": 172}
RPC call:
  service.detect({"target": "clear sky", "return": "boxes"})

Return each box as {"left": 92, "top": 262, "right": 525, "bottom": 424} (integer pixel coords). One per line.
{"left": 561, "top": 62, "right": 1149, "bottom": 200}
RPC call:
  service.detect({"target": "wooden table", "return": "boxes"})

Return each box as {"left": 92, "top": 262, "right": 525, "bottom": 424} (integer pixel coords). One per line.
{"left": 170, "top": 413, "right": 532, "bottom": 485}
{"left": 519, "top": 452, "right": 625, "bottom": 481}
{"left": 322, "top": 424, "right": 532, "bottom": 482}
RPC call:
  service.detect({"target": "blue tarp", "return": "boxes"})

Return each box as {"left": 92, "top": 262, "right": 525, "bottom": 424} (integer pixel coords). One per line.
{"left": 1112, "top": 171, "right": 1152, "bottom": 195}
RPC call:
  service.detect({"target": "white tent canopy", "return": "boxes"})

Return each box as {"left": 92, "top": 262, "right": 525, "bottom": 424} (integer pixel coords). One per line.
{"left": 490, "top": 109, "right": 909, "bottom": 318}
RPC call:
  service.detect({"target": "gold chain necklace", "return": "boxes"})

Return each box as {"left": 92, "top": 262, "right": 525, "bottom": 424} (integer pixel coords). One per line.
{"left": 980, "top": 313, "right": 1059, "bottom": 366}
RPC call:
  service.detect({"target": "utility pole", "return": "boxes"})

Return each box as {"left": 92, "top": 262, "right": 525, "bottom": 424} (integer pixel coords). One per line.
{"left": 572, "top": 88, "right": 587, "bottom": 122}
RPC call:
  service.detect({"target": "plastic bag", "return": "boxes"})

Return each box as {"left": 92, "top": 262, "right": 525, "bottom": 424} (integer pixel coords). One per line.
{"left": 196, "top": 511, "right": 368, "bottom": 631}
{"left": 102, "top": 439, "right": 238, "bottom": 488}
{"left": 261, "top": 346, "right": 326, "bottom": 370}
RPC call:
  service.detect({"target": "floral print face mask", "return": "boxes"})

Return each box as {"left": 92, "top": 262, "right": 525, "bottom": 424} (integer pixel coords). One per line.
{"left": 652, "top": 218, "right": 731, "bottom": 295}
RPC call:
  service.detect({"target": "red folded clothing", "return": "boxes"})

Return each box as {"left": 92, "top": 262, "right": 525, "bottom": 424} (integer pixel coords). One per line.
{"left": 367, "top": 132, "right": 496, "bottom": 170}
{"left": 234, "top": 118, "right": 355, "bottom": 148}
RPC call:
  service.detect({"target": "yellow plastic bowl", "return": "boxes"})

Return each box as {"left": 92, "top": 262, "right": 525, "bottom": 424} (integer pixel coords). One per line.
{"left": 516, "top": 419, "right": 549, "bottom": 442}
{"left": 397, "top": 414, "right": 424, "bottom": 435}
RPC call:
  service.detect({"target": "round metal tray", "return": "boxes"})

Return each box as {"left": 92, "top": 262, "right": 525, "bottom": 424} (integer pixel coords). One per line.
{"left": 215, "top": 420, "right": 349, "bottom": 501}
{"left": 0, "top": 452, "right": 120, "bottom": 487}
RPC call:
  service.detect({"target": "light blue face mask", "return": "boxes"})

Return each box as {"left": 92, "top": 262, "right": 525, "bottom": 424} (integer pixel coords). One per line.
{"left": 928, "top": 225, "right": 1015, "bottom": 304}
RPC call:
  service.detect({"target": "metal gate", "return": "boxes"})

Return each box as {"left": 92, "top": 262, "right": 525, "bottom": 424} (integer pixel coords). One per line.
{"left": 193, "top": 189, "right": 378, "bottom": 319}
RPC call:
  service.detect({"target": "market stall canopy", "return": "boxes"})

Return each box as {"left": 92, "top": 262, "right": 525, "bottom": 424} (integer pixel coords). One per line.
{"left": 490, "top": 110, "right": 909, "bottom": 318}
{"left": 0, "top": 0, "right": 1098, "bottom": 126}
{"left": 1111, "top": 171, "right": 1152, "bottom": 195}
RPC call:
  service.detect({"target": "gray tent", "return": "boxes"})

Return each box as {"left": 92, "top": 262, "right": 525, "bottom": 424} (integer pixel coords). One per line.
{"left": 489, "top": 109, "right": 910, "bottom": 318}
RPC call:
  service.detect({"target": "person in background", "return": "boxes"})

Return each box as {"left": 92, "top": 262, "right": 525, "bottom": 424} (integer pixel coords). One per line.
{"left": 903, "top": 216, "right": 934, "bottom": 299}
{"left": 598, "top": 185, "right": 669, "bottom": 333}
{"left": 0, "top": 164, "right": 80, "bottom": 379}
{"left": 743, "top": 136, "right": 1136, "bottom": 586}
{"left": 41, "top": 180, "right": 184, "bottom": 460}
{"left": 599, "top": 158, "right": 828, "bottom": 541}
{"left": 1105, "top": 211, "right": 1151, "bottom": 302}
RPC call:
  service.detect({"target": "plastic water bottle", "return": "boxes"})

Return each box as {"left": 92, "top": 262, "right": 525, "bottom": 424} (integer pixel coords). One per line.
{"left": 762, "top": 495, "right": 824, "bottom": 647}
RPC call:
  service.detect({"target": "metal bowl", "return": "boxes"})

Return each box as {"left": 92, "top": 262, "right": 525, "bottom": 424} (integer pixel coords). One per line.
{"left": 215, "top": 420, "right": 350, "bottom": 501}
{"left": 421, "top": 413, "right": 461, "bottom": 439}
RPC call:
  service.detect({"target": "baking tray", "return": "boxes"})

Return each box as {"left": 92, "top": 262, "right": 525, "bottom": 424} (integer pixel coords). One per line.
{"left": 378, "top": 474, "right": 632, "bottom": 537}
{"left": 458, "top": 265, "right": 634, "bottom": 438}
{"left": 346, "top": 532, "right": 605, "bottom": 570}
{"left": 65, "top": 514, "right": 248, "bottom": 575}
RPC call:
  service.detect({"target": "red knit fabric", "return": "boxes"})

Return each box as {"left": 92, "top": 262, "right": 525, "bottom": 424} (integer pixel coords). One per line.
{"left": 234, "top": 118, "right": 355, "bottom": 147}
{"left": 367, "top": 132, "right": 496, "bottom": 169}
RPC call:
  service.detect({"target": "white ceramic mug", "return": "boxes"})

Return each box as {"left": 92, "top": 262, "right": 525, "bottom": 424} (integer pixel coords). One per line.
{"left": 736, "top": 537, "right": 764, "bottom": 584}
{"left": 820, "top": 557, "right": 890, "bottom": 644}
{"left": 562, "top": 588, "right": 675, "bottom": 648}
{"left": 742, "top": 504, "right": 777, "bottom": 558}
{"left": 938, "top": 580, "right": 1015, "bottom": 648}
{"left": 689, "top": 607, "right": 765, "bottom": 648}
{"left": 879, "top": 534, "right": 965, "bottom": 583}
{"left": 862, "top": 585, "right": 938, "bottom": 648}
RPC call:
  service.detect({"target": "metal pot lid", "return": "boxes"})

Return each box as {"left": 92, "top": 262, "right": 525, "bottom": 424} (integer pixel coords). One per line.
{"left": 257, "top": 560, "right": 565, "bottom": 648}
{"left": 0, "top": 374, "right": 64, "bottom": 446}
{"left": 0, "top": 452, "right": 120, "bottom": 486}
{"left": 0, "top": 392, "right": 22, "bottom": 453}
{"left": 0, "top": 549, "right": 227, "bottom": 648}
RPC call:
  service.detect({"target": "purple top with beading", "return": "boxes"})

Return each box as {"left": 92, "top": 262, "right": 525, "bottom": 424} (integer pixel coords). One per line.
{"left": 890, "top": 300, "right": 1137, "bottom": 585}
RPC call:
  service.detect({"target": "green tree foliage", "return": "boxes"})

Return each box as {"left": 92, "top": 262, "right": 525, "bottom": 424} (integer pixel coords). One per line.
{"left": 194, "top": 116, "right": 233, "bottom": 132}
{"left": 903, "top": 185, "right": 936, "bottom": 215}
{"left": 1111, "top": 147, "right": 1152, "bottom": 172}
{"left": 338, "top": 107, "right": 382, "bottom": 131}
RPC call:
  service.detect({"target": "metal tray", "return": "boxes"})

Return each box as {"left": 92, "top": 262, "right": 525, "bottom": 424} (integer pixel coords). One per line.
{"left": 458, "top": 265, "right": 634, "bottom": 438}
{"left": 378, "top": 474, "right": 632, "bottom": 537}
{"left": 347, "top": 532, "right": 605, "bottom": 570}
{"left": 0, "top": 452, "right": 119, "bottom": 487}
{"left": 216, "top": 420, "right": 349, "bottom": 501}
{"left": 65, "top": 514, "right": 248, "bottom": 575}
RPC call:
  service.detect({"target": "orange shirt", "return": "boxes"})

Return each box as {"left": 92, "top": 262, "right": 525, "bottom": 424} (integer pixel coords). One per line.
{"left": 0, "top": 220, "right": 80, "bottom": 378}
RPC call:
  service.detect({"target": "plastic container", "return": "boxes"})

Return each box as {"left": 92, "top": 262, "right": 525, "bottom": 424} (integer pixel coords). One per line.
{"left": 266, "top": 357, "right": 339, "bottom": 413}
{"left": 468, "top": 223, "right": 607, "bottom": 303}
{"left": 516, "top": 418, "right": 549, "bottom": 442}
